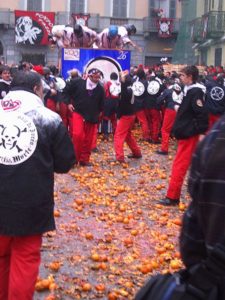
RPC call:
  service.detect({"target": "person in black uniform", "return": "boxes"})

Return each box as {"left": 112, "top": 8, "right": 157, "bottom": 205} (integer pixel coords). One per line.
{"left": 63, "top": 68, "right": 105, "bottom": 166}
{"left": 159, "top": 65, "right": 209, "bottom": 206}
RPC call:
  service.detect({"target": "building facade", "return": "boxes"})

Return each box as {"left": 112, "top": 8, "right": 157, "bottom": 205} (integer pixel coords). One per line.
{"left": 0, "top": 0, "right": 181, "bottom": 68}
{"left": 180, "top": 0, "right": 225, "bottom": 66}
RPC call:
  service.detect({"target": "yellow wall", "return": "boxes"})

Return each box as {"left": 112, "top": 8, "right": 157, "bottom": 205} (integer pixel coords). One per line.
{"left": 88, "top": 0, "right": 104, "bottom": 15}
{"left": 135, "top": 0, "right": 148, "bottom": 18}
{"left": 0, "top": 0, "right": 19, "bottom": 10}
{"left": 49, "top": 0, "right": 66, "bottom": 12}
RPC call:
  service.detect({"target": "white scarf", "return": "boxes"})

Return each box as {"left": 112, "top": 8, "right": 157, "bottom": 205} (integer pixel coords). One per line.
{"left": 86, "top": 77, "right": 97, "bottom": 90}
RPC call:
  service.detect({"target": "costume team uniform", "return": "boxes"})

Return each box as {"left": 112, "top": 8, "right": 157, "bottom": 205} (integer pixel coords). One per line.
{"left": 102, "top": 79, "right": 121, "bottom": 136}
{"left": 114, "top": 78, "right": 142, "bottom": 162}
{"left": 63, "top": 74, "right": 104, "bottom": 165}
{"left": 205, "top": 78, "right": 225, "bottom": 129}
{"left": 144, "top": 77, "right": 164, "bottom": 143}
{"left": 166, "top": 83, "right": 209, "bottom": 201}
{"left": 156, "top": 84, "right": 183, "bottom": 153}
{"left": 132, "top": 78, "right": 150, "bottom": 141}
{"left": 0, "top": 89, "right": 75, "bottom": 299}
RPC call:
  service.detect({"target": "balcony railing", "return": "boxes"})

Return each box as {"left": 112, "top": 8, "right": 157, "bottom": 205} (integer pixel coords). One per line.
{"left": 190, "top": 17, "right": 204, "bottom": 43}
{"left": 205, "top": 11, "right": 225, "bottom": 39}
{"left": 143, "top": 17, "right": 180, "bottom": 33}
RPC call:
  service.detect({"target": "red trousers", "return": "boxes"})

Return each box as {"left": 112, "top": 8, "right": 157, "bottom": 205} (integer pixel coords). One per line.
{"left": 161, "top": 109, "right": 176, "bottom": 152}
{"left": 114, "top": 115, "right": 141, "bottom": 161}
{"left": 46, "top": 99, "right": 69, "bottom": 128}
{"left": 145, "top": 108, "right": 161, "bottom": 142}
{"left": 71, "top": 112, "right": 96, "bottom": 163}
{"left": 166, "top": 135, "right": 199, "bottom": 200}
{"left": 135, "top": 110, "right": 150, "bottom": 140}
{"left": 0, "top": 234, "right": 42, "bottom": 300}
{"left": 91, "top": 124, "right": 98, "bottom": 150}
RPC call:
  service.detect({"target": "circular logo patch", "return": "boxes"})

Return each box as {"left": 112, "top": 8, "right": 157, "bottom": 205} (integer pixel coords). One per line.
{"left": 0, "top": 113, "right": 38, "bottom": 165}
{"left": 109, "top": 82, "right": 121, "bottom": 96}
{"left": 132, "top": 81, "right": 145, "bottom": 96}
{"left": 147, "top": 80, "right": 160, "bottom": 95}
{"left": 172, "top": 91, "right": 183, "bottom": 104}
{"left": 210, "top": 86, "right": 224, "bottom": 101}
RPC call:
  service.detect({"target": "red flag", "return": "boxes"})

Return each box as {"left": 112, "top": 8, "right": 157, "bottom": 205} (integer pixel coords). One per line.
{"left": 156, "top": 18, "right": 173, "bottom": 38}
{"left": 15, "top": 10, "right": 55, "bottom": 45}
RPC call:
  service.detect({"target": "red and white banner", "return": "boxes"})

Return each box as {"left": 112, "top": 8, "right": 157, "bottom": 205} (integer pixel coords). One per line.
{"left": 156, "top": 18, "right": 173, "bottom": 38}
{"left": 15, "top": 10, "right": 55, "bottom": 45}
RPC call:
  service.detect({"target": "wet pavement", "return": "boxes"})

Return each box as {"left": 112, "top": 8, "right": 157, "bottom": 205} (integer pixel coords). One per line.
{"left": 34, "top": 129, "right": 189, "bottom": 300}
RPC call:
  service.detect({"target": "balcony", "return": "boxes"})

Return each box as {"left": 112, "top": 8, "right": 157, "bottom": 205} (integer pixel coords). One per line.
{"left": 191, "top": 17, "right": 204, "bottom": 43}
{"left": 205, "top": 11, "right": 225, "bottom": 39}
{"left": 143, "top": 17, "right": 180, "bottom": 34}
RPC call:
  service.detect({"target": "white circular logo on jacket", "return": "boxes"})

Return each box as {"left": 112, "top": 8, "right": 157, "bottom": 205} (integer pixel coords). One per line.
{"left": 132, "top": 81, "right": 145, "bottom": 96}
{"left": 0, "top": 113, "right": 38, "bottom": 165}
{"left": 210, "top": 86, "right": 224, "bottom": 101}
{"left": 109, "top": 81, "right": 121, "bottom": 96}
{"left": 172, "top": 91, "right": 183, "bottom": 104}
{"left": 147, "top": 80, "right": 160, "bottom": 95}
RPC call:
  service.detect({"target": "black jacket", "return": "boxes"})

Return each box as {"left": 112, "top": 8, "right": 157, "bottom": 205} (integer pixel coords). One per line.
{"left": 205, "top": 80, "right": 225, "bottom": 115}
{"left": 117, "top": 81, "right": 135, "bottom": 118}
{"left": 63, "top": 77, "right": 104, "bottom": 123}
{"left": 172, "top": 84, "right": 209, "bottom": 139}
{"left": 0, "top": 89, "right": 75, "bottom": 236}
{"left": 0, "top": 79, "right": 11, "bottom": 100}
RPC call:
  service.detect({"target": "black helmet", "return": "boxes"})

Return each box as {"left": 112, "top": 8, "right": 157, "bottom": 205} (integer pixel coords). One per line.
{"left": 73, "top": 24, "right": 83, "bottom": 38}
{"left": 124, "top": 24, "right": 136, "bottom": 35}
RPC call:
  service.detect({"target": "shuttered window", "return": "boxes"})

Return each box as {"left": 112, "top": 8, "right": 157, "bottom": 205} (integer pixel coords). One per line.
{"left": 70, "top": 0, "right": 85, "bottom": 13}
{"left": 169, "top": 0, "right": 176, "bottom": 18}
{"left": 113, "top": 0, "right": 127, "bottom": 18}
{"left": 149, "top": 0, "right": 156, "bottom": 17}
{"left": 27, "top": 0, "right": 42, "bottom": 11}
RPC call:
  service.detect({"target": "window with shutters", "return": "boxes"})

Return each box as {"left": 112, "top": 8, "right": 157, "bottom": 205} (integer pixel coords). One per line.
{"left": 27, "top": 0, "right": 42, "bottom": 11}
{"left": 70, "top": 0, "right": 85, "bottom": 13}
{"left": 204, "top": 0, "right": 209, "bottom": 13}
{"left": 149, "top": 0, "right": 156, "bottom": 17}
{"left": 169, "top": 0, "right": 176, "bottom": 18}
{"left": 113, "top": 0, "right": 127, "bottom": 18}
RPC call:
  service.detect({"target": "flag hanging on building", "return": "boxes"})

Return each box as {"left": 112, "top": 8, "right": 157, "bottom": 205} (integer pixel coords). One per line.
{"left": 156, "top": 18, "right": 173, "bottom": 38}
{"left": 15, "top": 10, "right": 55, "bottom": 45}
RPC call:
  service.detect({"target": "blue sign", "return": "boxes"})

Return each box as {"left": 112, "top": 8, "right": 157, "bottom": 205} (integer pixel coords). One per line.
{"left": 61, "top": 48, "right": 130, "bottom": 82}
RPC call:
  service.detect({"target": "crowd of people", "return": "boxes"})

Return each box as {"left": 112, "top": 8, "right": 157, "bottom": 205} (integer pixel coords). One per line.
{"left": 1, "top": 56, "right": 225, "bottom": 298}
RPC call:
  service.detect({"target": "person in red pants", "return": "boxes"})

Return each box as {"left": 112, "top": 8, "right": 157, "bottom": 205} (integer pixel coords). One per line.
{"left": 114, "top": 71, "right": 142, "bottom": 162}
{"left": 63, "top": 68, "right": 105, "bottom": 166}
{"left": 156, "top": 82, "right": 183, "bottom": 155}
{"left": 0, "top": 71, "right": 75, "bottom": 300}
{"left": 159, "top": 65, "right": 209, "bottom": 206}
{"left": 102, "top": 72, "right": 121, "bottom": 140}
{"left": 144, "top": 75, "right": 164, "bottom": 144}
